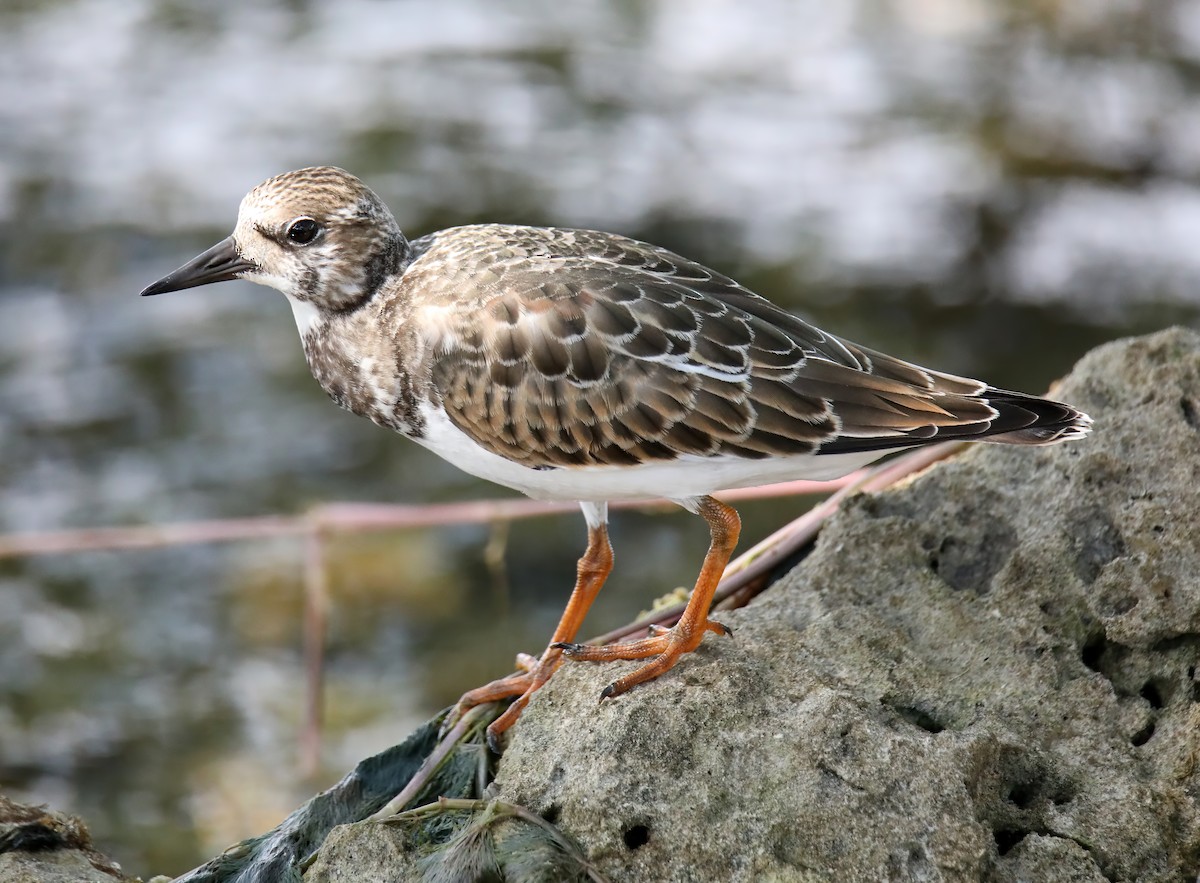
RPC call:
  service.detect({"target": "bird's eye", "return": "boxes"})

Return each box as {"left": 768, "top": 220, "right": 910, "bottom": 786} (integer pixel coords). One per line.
{"left": 286, "top": 218, "right": 321, "bottom": 245}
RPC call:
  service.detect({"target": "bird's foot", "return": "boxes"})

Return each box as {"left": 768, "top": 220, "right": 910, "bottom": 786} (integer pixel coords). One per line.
{"left": 646, "top": 622, "right": 733, "bottom": 639}
{"left": 449, "top": 647, "right": 565, "bottom": 752}
{"left": 553, "top": 617, "right": 731, "bottom": 700}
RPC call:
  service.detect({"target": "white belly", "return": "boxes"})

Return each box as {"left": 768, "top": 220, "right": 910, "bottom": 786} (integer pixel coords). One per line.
{"left": 411, "top": 402, "right": 884, "bottom": 504}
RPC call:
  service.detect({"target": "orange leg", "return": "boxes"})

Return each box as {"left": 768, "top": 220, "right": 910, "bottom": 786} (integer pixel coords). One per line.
{"left": 454, "top": 519, "right": 613, "bottom": 748}
{"left": 554, "top": 495, "right": 739, "bottom": 699}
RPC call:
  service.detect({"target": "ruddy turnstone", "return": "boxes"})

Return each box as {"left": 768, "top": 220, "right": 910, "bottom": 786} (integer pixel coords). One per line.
{"left": 142, "top": 166, "right": 1091, "bottom": 747}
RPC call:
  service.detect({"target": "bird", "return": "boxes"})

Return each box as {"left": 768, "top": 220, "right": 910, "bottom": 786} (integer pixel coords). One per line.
{"left": 141, "top": 166, "right": 1091, "bottom": 748}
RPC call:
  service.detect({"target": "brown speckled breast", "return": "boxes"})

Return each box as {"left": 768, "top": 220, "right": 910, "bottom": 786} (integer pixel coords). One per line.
{"left": 301, "top": 305, "right": 428, "bottom": 439}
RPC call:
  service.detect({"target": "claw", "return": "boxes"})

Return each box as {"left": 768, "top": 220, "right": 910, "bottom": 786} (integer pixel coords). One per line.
{"left": 552, "top": 641, "right": 587, "bottom": 655}
{"left": 486, "top": 726, "right": 505, "bottom": 755}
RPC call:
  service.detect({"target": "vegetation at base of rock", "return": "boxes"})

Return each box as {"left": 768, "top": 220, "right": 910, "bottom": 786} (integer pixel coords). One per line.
{"left": 386, "top": 798, "right": 608, "bottom": 883}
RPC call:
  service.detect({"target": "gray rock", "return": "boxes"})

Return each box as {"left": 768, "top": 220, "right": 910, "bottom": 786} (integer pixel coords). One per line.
{"left": 491, "top": 328, "right": 1200, "bottom": 882}
{"left": 308, "top": 328, "right": 1200, "bottom": 882}
{"left": 0, "top": 795, "right": 130, "bottom": 882}
{"left": 304, "top": 822, "right": 420, "bottom": 883}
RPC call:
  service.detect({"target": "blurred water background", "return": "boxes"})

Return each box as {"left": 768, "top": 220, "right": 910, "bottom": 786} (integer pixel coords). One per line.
{"left": 1, "top": 0, "right": 1198, "bottom": 876}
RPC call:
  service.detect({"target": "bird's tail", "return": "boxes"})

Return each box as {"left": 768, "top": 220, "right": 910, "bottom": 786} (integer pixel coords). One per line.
{"left": 980, "top": 388, "right": 1092, "bottom": 445}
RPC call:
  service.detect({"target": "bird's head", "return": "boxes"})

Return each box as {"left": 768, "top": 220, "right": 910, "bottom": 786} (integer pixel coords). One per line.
{"left": 141, "top": 166, "right": 409, "bottom": 320}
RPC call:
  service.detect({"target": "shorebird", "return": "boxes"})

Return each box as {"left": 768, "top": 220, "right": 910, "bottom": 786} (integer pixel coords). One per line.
{"left": 142, "top": 166, "right": 1091, "bottom": 748}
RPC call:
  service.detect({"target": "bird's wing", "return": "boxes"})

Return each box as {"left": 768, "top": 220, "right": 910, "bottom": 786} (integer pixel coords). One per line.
{"left": 420, "top": 231, "right": 1023, "bottom": 469}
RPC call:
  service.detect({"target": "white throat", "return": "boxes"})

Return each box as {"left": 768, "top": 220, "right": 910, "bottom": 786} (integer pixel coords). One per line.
{"left": 285, "top": 293, "right": 324, "bottom": 336}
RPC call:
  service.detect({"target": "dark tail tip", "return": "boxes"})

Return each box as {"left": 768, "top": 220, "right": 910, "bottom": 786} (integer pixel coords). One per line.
{"left": 983, "top": 389, "right": 1092, "bottom": 446}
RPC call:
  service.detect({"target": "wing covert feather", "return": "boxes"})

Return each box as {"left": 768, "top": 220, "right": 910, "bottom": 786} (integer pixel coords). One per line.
{"left": 415, "top": 226, "right": 1057, "bottom": 468}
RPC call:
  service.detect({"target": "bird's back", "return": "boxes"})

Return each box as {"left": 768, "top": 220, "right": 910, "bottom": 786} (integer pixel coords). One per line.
{"left": 392, "top": 224, "right": 1089, "bottom": 475}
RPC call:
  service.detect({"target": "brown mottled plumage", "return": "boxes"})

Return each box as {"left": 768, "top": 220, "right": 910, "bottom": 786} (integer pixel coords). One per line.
{"left": 142, "top": 166, "right": 1091, "bottom": 749}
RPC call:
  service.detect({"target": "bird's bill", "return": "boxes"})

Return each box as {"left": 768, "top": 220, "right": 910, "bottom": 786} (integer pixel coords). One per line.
{"left": 140, "top": 236, "right": 257, "bottom": 296}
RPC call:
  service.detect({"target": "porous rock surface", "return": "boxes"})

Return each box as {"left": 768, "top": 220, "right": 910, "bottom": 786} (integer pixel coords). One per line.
{"left": 319, "top": 328, "right": 1200, "bottom": 881}
{"left": 494, "top": 328, "right": 1200, "bottom": 882}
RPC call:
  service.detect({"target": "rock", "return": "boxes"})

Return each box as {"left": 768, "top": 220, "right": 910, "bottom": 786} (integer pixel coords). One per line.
{"left": 303, "top": 821, "right": 421, "bottom": 882}
{"left": 305, "top": 328, "right": 1200, "bottom": 882}
{"left": 0, "top": 795, "right": 130, "bottom": 882}
{"left": 489, "top": 328, "right": 1200, "bottom": 882}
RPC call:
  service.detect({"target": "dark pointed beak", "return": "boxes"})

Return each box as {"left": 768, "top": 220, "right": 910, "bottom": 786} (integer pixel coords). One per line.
{"left": 140, "top": 236, "right": 258, "bottom": 296}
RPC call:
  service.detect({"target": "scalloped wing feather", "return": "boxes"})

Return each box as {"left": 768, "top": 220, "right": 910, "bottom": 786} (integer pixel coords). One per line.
{"left": 415, "top": 226, "right": 1088, "bottom": 470}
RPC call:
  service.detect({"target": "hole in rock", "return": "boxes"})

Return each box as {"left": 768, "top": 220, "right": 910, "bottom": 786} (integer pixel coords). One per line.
{"left": 1006, "top": 782, "right": 1037, "bottom": 809}
{"left": 1131, "top": 721, "right": 1156, "bottom": 746}
{"left": 1140, "top": 680, "right": 1165, "bottom": 709}
{"left": 623, "top": 824, "right": 651, "bottom": 850}
{"left": 994, "top": 828, "right": 1027, "bottom": 856}
{"left": 1181, "top": 395, "right": 1200, "bottom": 430}
{"left": 893, "top": 705, "right": 945, "bottom": 734}
{"left": 1080, "top": 633, "right": 1108, "bottom": 673}
{"left": 1050, "top": 785, "right": 1075, "bottom": 806}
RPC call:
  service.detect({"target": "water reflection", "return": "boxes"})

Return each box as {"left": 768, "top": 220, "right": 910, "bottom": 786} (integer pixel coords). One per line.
{"left": 0, "top": 0, "right": 1195, "bottom": 876}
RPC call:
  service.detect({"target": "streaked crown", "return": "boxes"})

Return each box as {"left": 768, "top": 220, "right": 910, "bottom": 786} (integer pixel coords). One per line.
{"left": 233, "top": 166, "right": 409, "bottom": 309}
